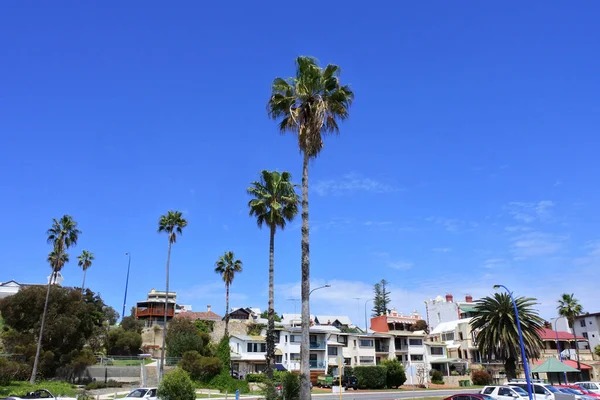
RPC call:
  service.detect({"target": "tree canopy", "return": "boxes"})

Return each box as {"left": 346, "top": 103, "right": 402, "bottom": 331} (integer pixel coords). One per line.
{"left": 372, "top": 279, "right": 391, "bottom": 316}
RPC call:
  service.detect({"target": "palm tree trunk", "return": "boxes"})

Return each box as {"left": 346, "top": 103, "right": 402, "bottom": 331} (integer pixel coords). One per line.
{"left": 505, "top": 356, "right": 517, "bottom": 381}
{"left": 159, "top": 240, "right": 172, "bottom": 382}
{"left": 573, "top": 321, "right": 582, "bottom": 380}
{"left": 300, "top": 151, "right": 311, "bottom": 400}
{"left": 265, "top": 225, "right": 276, "bottom": 379}
{"left": 30, "top": 266, "right": 56, "bottom": 384}
{"left": 225, "top": 283, "right": 230, "bottom": 337}
{"left": 82, "top": 269, "right": 87, "bottom": 292}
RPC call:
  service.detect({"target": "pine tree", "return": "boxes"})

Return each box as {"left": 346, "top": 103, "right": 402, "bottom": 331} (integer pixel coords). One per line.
{"left": 372, "top": 283, "right": 383, "bottom": 316}
{"left": 372, "top": 279, "right": 392, "bottom": 316}
{"left": 381, "top": 279, "right": 391, "bottom": 313}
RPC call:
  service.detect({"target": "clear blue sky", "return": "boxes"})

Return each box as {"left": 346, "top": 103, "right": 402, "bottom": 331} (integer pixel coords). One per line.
{"left": 2, "top": 2, "right": 599, "bottom": 324}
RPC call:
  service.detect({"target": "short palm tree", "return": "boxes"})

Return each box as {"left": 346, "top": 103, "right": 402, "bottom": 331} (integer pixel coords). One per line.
{"left": 267, "top": 56, "right": 353, "bottom": 399}
{"left": 214, "top": 251, "right": 243, "bottom": 337}
{"left": 470, "top": 293, "right": 544, "bottom": 380}
{"left": 557, "top": 293, "right": 584, "bottom": 375}
{"left": 157, "top": 210, "right": 188, "bottom": 380}
{"left": 248, "top": 169, "right": 299, "bottom": 377}
{"left": 30, "top": 215, "right": 80, "bottom": 384}
{"left": 77, "top": 250, "right": 94, "bottom": 291}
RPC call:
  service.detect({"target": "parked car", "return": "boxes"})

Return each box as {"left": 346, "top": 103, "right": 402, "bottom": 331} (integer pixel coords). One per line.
{"left": 125, "top": 388, "right": 159, "bottom": 399}
{"left": 332, "top": 375, "right": 359, "bottom": 390}
{"left": 317, "top": 374, "right": 334, "bottom": 388}
{"left": 563, "top": 385, "right": 600, "bottom": 399}
{"left": 481, "top": 385, "right": 530, "bottom": 400}
{"left": 5, "top": 390, "right": 77, "bottom": 400}
{"left": 509, "top": 382, "right": 562, "bottom": 400}
{"left": 575, "top": 384, "right": 600, "bottom": 395}
{"left": 554, "top": 386, "right": 597, "bottom": 400}
{"left": 444, "top": 394, "right": 496, "bottom": 400}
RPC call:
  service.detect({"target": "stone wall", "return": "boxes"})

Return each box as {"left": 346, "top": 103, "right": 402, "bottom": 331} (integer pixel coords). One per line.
{"left": 442, "top": 375, "right": 470, "bottom": 387}
{"left": 211, "top": 320, "right": 251, "bottom": 343}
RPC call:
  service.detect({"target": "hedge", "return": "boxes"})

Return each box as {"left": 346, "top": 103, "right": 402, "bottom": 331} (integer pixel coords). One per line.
{"left": 353, "top": 365, "right": 387, "bottom": 389}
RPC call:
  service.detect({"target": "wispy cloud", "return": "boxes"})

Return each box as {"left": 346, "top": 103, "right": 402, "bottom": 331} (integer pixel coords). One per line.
{"left": 507, "top": 200, "right": 555, "bottom": 223}
{"left": 482, "top": 258, "right": 507, "bottom": 269}
{"left": 426, "top": 217, "right": 478, "bottom": 233}
{"left": 509, "top": 231, "right": 568, "bottom": 260}
{"left": 373, "top": 251, "right": 413, "bottom": 270}
{"left": 312, "top": 173, "right": 399, "bottom": 196}
{"left": 504, "top": 225, "right": 533, "bottom": 232}
{"left": 364, "top": 220, "right": 393, "bottom": 227}
{"left": 432, "top": 247, "right": 452, "bottom": 253}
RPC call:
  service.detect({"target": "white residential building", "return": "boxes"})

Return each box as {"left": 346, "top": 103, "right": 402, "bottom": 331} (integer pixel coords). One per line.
{"left": 424, "top": 294, "right": 477, "bottom": 331}
{"left": 552, "top": 313, "right": 600, "bottom": 351}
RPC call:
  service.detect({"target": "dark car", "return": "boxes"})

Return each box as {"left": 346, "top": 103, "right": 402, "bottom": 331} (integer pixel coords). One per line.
{"left": 332, "top": 375, "right": 359, "bottom": 390}
{"left": 444, "top": 394, "right": 495, "bottom": 400}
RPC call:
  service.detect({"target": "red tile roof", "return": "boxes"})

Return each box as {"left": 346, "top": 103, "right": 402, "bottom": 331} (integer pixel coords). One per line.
{"left": 175, "top": 311, "right": 222, "bottom": 321}
{"left": 538, "top": 328, "right": 586, "bottom": 341}
{"left": 563, "top": 360, "right": 592, "bottom": 370}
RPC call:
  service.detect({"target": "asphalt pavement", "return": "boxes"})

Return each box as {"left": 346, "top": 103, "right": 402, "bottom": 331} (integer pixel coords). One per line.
{"left": 310, "top": 388, "right": 480, "bottom": 400}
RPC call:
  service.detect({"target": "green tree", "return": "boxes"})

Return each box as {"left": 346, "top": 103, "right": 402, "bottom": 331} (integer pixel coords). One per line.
{"left": 179, "top": 351, "right": 222, "bottom": 381}
{"left": 107, "top": 328, "right": 142, "bottom": 355}
{"left": 31, "top": 215, "right": 81, "bottom": 384}
{"left": 594, "top": 344, "right": 600, "bottom": 358}
{"left": 470, "top": 293, "right": 544, "bottom": 380}
{"left": 260, "top": 310, "right": 282, "bottom": 322}
{"left": 267, "top": 56, "right": 354, "bottom": 400}
{"left": 165, "top": 318, "right": 211, "bottom": 357}
{"left": 157, "top": 368, "right": 196, "bottom": 400}
{"left": 372, "top": 279, "right": 391, "bottom": 316}
{"left": 557, "top": 293, "right": 584, "bottom": 376}
{"left": 77, "top": 250, "right": 94, "bottom": 291}
{"left": 381, "top": 358, "right": 406, "bottom": 388}
{"left": 248, "top": 169, "right": 299, "bottom": 378}
{"left": 214, "top": 251, "right": 243, "bottom": 337}
{"left": 216, "top": 336, "right": 231, "bottom": 376}
{"left": 157, "top": 210, "right": 188, "bottom": 380}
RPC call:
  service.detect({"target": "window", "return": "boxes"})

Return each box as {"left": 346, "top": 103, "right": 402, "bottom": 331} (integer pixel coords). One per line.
{"left": 410, "top": 354, "right": 423, "bottom": 361}
{"left": 275, "top": 355, "right": 282, "bottom": 363}
{"left": 409, "top": 338, "right": 423, "bottom": 346}
{"left": 353, "top": 340, "right": 357, "bottom": 347}
{"left": 580, "top": 319, "right": 586, "bottom": 327}
{"left": 583, "top": 332, "right": 589, "bottom": 339}
{"left": 482, "top": 387, "right": 494, "bottom": 395}
{"left": 360, "top": 339, "right": 374, "bottom": 347}
{"left": 247, "top": 343, "right": 266, "bottom": 352}
{"left": 499, "top": 388, "right": 511, "bottom": 396}
{"left": 431, "top": 347, "right": 444, "bottom": 355}
{"left": 359, "top": 356, "right": 374, "bottom": 364}
{"left": 328, "top": 347, "right": 338, "bottom": 356}
{"left": 290, "top": 353, "right": 300, "bottom": 361}
{"left": 290, "top": 335, "right": 299, "bottom": 342}
{"left": 344, "top": 357, "right": 351, "bottom": 365}
{"left": 285, "top": 335, "right": 288, "bottom": 343}
{"left": 442, "top": 332, "right": 455, "bottom": 341}
{"left": 458, "top": 332, "right": 464, "bottom": 340}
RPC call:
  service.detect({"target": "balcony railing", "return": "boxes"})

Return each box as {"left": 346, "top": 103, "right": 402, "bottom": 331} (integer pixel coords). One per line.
{"left": 309, "top": 360, "right": 326, "bottom": 369}
{"left": 310, "top": 342, "right": 326, "bottom": 350}
{"left": 136, "top": 308, "right": 174, "bottom": 318}
{"left": 375, "top": 344, "right": 390, "bottom": 352}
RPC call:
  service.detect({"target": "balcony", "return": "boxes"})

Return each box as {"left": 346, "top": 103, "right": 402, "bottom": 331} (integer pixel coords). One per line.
{"left": 309, "top": 360, "right": 326, "bottom": 369}
{"left": 310, "top": 341, "right": 326, "bottom": 350}
{"left": 136, "top": 307, "right": 174, "bottom": 318}
{"left": 375, "top": 344, "right": 390, "bottom": 353}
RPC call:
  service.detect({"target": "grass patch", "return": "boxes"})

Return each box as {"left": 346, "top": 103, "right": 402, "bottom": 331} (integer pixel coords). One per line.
{"left": 108, "top": 358, "right": 154, "bottom": 366}
{"left": 0, "top": 381, "right": 77, "bottom": 397}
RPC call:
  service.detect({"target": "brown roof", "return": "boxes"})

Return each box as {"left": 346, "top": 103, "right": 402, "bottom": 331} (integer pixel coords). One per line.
{"left": 175, "top": 311, "right": 222, "bottom": 321}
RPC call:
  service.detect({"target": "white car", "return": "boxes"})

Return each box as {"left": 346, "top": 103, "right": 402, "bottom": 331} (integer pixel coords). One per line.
{"left": 575, "top": 383, "right": 600, "bottom": 395}
{"left": 508, "top": 382, "right": 562, "bottom": 400}
{"left": 482, "top": 385, "right": 530, "bottom": 400}
{"left": 6, "top": 389, "right": 77, "bottom": 400}
{"left": 125, "top": 388, "right": 159, "bottom": 399}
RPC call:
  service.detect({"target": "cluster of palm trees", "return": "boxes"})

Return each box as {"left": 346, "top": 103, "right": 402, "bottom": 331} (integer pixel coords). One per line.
{"left": 30, "top": 215, "right": 94, "bottom": 384}
{"left": 471, "top": 291, "right": 586, "bottom": 381}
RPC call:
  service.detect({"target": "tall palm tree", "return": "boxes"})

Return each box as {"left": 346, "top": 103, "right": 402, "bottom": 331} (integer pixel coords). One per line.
{"left": 267, "top": 56, "right": 353, "bottom": 399}
{"left": 30, "top": 215, "right": 80, "bottom": 384}
{"left": 470, "top": 293, "right": 544, "bottom": 380}
{"left": 214, "top": 251, "right": 243, "bottom": 337}
{"left": 248, "top": 169, "right": 299, "bottom": 377}
{"left": 557, "top": 293, "right": 584, "bottom": 376}
{"left": 77, "top": 250, "right": 94, "bottom": 291}
{"left": 157, "top": 210, "right": 187, "bottom": 380}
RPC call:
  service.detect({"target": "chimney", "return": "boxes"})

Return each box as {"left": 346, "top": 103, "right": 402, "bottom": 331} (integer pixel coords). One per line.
{"left": 327, "top": 319, "right": 331, "bottom": 325}
{"left": 465, "top": 295, "right": 473, "bottom": 303}
{"left": 446, "top": 294, "right": 453, "bottom": 302}
{"left": 207, "top": 304, "right": 211, "bottom": 312}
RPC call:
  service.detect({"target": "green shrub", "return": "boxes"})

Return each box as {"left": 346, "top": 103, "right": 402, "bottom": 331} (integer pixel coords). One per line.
{"left": 204, "top": 373, "right": 250, "bottom": 394}
{"left": 343, "top": 366, "right": 354, "bottom": 377}
{"left": 157, "top": 368, "right": 196, "bottom": 400}
{"left": 216, "top": 336, "right": 231, "bottom": 373}
{"left": 280, "top": 372, "right": 300, "bottom": 400}
{"left": 85, "top": 380, "right": 122, "bottom": 390}
{"left": 471, "top": 370, "right": 492, "bottom": 386}
{"left": 0, "top": 357, "right": 15, "bottom": 386}
{"left": 353, "top": 365, "right": 387, "bottom": 389}
{"left": 381, "top": 358, "right": 406, "bottom": 388}
{"left": 430, "top": 369, "right": 444, "bottom": 384}
{"left": 246, "top": 373, "right": 268, "bottom": 383}
{"left": 179, "top": 351, "right": 222, "bottom": 381}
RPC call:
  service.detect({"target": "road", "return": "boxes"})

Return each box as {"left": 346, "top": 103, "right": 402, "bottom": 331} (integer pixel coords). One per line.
{"left": 310, "top": 388, "right": 480, "bottom": 400}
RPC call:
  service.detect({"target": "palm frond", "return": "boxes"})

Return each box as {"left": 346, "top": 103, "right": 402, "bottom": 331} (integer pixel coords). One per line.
{"left": 247, "top": 170, "right": 299, "bottom": 231}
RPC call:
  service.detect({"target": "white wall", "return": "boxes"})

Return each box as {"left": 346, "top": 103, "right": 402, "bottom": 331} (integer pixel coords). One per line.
{"left": 426, "top": 301, "right": 459, "bottom": 331}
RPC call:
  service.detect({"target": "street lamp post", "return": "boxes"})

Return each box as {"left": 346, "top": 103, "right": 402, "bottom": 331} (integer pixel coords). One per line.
{"left": 554, "top": 316, "right": 568, "bottom": 383}
{"left": 122, "top": 253, "right": 131, "bottom": 320}
{"left": 309, "top": 284, "right": 331, "bottom": 296}
{"left": 494, "top": 284, "right": 533, "bottom": 400}
{"left": 304, "top": 284, "right": 330, "bottom": 371}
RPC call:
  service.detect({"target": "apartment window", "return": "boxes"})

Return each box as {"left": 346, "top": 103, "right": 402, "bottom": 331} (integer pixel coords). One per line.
{"left": 285, "top": 335, "right": 288, "bottom": 343}
{"left": 344, "top": 358, "right": 351, "bottom": 366}
{"left": 360, "top": 339, "right": 374, "bottom": 347}
{"left": 353, "top": 340, "right": 357, "bottom": 347}
{"left": 328, "top": 347, "right": 338, "bottom": 356}
{"left": 290, "top": 335, "right": 299, "bottom": 343}
{"left": 582, "top": 332, "right": 589, "bottom": 339}
{"left": 247, "top": 343, "right": 266, "bottom": 352}
{"left": 441, "top": 332, "right": 455, "bottom": 341}
{"left": 431, "top": 347, "right": 444, "bottom": 355}
{"left": 359, "top": 356, "right": 374, "bottom": 364}
{"left": 409, "top": 338, "right": 423, "bottom": 346}
{"left": 290, "top": 353, "right": 300, "bottom": 361}
{"left": 580, "top": 320, "right": 586, "bottom": 328}
{"left": 410, "top": 354, "right": 424, "bottom": 361}
{"left": 458, "top": 332, "right": 464, "bottom": 340}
